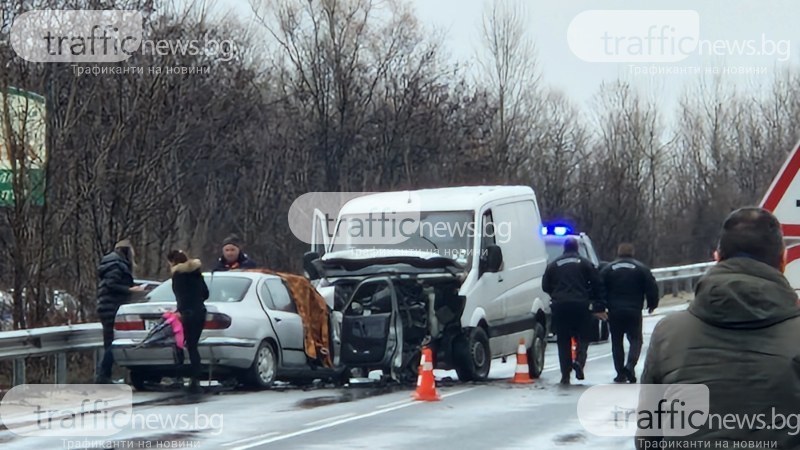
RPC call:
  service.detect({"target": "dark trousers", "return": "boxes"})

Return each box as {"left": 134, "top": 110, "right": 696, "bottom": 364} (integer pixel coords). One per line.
{"left": 609, "top": 310, "right": 643, "bottom": 376}
{"left": 552, "top": 302, "right": 591, "bottom": 378}
{"left": 180, "top": 309, "right": 206, "bottom": 381}
{"left": 98, "top": 318, "right": 115, "bottom": 379}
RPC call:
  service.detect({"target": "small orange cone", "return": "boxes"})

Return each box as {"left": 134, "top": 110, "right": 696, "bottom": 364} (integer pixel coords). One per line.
{"left": 413, "top": 347, "right": 441, "bottom": 401}
{"left": 511, "top": 338, "right": 534, "bottom": 384}
{"left": 571, "top": 337, "right": 578, "bottom": 362}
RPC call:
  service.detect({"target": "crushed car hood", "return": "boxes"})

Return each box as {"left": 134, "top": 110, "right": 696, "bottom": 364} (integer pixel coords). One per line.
{"left": 318, "top": 249, "right": 464, "bottom": 274}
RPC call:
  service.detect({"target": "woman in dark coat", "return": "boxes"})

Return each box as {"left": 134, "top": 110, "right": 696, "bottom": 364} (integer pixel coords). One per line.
{"left": 96, "top": 239, "right": 144, "bottom": 383}
{"left": 167, "top": 250, "right": 209, "bottom": 392}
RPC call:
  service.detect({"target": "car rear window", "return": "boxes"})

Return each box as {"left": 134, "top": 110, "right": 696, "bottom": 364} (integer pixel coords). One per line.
{"left": 145, "top": 275, "right": 252, "bottom": 303}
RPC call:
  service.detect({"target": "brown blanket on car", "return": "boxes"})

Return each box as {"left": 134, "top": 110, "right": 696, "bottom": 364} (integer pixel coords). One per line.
{"left": 246, "top": 269, "right": 332, "bottom": 368}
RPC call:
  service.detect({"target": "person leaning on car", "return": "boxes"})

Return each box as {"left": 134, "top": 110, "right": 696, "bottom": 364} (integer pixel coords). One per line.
{"left": 542, "top": 237, "right": 606, "bottom": 385}
{"left": 96, "top": 239, "right": 145, "bottom": 384}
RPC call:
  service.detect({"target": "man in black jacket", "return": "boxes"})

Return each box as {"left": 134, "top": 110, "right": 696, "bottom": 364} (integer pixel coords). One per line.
{"left": 96, "top": 240, "right": 144, "bottom": 383}
{"left": 601, "top": 243, "right": 659, "bottom": 384}
{"left": 543, "top": 237, "right": 606, "bottom": 385}
{"left": 213, "top": 234, "right": 258, "bottom": 271}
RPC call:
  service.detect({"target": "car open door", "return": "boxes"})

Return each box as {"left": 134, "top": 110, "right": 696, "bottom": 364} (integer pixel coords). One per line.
{"left": 339, "top": 278, "right": 400, "bottom": 374}
{"left": 311, "top": 208, "right": 331, "bottom": 257}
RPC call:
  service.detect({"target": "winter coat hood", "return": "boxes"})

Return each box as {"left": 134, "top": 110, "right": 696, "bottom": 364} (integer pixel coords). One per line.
{"left": 171, "top": 259, "right": 202, "bottom": 274}
{"left": 689, "top": 257, "right": 800, "bottom": 329}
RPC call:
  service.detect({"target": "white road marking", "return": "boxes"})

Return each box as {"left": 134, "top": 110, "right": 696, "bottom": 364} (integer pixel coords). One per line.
{"left": 303, "top": 412, "right": 356, "bottom": 426}
{"left": 226, "top": 387, "right": 478, "bottom": 450}
{"left": 221, "top": 432, "right": 280, "bottom": 447}
{"left": 376, "top": 398, "right": 413, "bottom": 409}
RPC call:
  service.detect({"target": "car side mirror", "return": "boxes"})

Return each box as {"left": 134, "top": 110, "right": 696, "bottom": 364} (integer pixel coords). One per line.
{"left": 303, "top": 252, "right": 321, "bottom": 280}
{"left": 480, "top": 245, "right": 503, "bottom": 273}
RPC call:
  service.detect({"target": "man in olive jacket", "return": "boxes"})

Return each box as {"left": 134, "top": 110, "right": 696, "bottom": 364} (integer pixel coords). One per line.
{"left": 636, "top": 208, "right": 800, "bottom": 449}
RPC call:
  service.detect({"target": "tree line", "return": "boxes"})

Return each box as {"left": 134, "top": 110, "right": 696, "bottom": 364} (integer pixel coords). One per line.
{"left": 1, "top": 0, "right": 798, "bottom": 328}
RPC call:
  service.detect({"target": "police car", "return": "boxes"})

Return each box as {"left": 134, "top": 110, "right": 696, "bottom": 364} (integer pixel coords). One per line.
{"left": 542, "top": 224, "right": 609, "bottom": 343}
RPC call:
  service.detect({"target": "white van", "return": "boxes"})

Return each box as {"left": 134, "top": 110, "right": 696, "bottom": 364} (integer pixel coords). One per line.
{"left": 305, "top": 186, "right": 551, "bottom": 382}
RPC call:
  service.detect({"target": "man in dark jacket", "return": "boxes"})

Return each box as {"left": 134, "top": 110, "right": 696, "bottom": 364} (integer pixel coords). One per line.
{"left": 601, "top": 242, "right": 659, "bottom": 384}
{"left": 636, "top": 208, "right": 800, "bottom": 449}
{"left": 96, "top": 239, "right": 143, "bottom": 383}
{"left": 543, "top": 237, "right": 606, "bottom": 385}
{"left": 213, "top": 234, "right": 258, "bottom": 271}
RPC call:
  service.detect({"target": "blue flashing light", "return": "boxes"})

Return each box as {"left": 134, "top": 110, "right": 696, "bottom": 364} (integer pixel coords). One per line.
{"left": 541, "top": 223, "right": 575, "bottom": 236}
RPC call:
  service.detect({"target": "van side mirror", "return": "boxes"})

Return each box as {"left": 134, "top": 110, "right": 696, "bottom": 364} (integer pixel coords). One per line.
{"left": 480, "top": 245, "right": 503, "bottom": 273}
{"left": 303, "top": 252, "right": 321, "bottom": 280}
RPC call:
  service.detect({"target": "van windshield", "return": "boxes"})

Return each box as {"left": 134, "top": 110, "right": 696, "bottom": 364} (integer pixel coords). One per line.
{"left": 330, "top": 210, "right": 474, "bottom": 264}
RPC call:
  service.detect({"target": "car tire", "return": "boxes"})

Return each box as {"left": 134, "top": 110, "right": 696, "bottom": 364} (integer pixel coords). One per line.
{"left": 454, "top": 327, "right": 491, "bottom": 382}
{"left": 246, "top": 341, "right": 278, "bottom": 389}
{"left": 527, "top": 323, "right": 546, "bottom": 378}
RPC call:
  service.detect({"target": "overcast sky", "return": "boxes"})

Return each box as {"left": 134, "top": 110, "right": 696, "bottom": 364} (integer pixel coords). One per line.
{"left": 226, "top": 0, "right": 800, "bottom": 113}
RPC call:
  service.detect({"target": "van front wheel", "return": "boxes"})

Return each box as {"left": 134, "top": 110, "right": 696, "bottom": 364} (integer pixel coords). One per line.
{"left": 454, "top": 328, "right": 491, "bottom": 382}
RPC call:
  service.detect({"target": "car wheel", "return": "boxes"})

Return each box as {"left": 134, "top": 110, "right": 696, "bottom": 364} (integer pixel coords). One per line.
{"left": 247, "top": 341, "right": 278, "bottom": 389}
{"left": 527, "top": 323, "right": 546, "bottom": 378}
{"left": 454, "top": 327, "right": 491, "bottom": 382}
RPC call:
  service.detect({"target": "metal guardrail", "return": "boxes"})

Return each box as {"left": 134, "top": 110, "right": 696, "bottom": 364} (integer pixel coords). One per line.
{"left": 0, "top": 263, "right": 715, "bottom": 385}
{"left": 0, "top": 323, "right": 103, "bottom": 385}
{"left": 652, "top": 261, "right": 715, "bottom": 297}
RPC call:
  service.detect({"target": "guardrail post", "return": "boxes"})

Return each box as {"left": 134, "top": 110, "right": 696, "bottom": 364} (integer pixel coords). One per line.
{"left": 55, "top": 352, "right": 67, "bottom": 384}
{"left": 685, "top": 277, "right": 693, "bottom": 293}
{"left": 13, "top": 358, "right": 26, "bottom": 386}
{"left": 672, "top": 279, "right": 679, "bottom": 297}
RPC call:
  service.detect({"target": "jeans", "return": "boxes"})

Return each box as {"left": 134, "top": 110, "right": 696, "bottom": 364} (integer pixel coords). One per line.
{"left": 98, "top": 318, "right": 115, "bottom": 379}
{"left": 180, "top": 309, "right": 206, "bottom": 382}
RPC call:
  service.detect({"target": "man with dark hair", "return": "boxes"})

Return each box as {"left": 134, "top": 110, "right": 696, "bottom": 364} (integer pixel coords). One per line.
{"left": 636, "top": 208, "right": 800, "bottom": 449}
{"left": 543, "top": 237, "right": 606, "bottom": 385}
{"left": 214, "top": 234, "right": 258, "bottom": 271}
{"left": 601, "top": 242, "right": 659, "bottom": 384}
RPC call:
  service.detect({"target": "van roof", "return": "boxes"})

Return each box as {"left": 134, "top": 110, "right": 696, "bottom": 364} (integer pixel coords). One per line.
{"left": 339, "top": 186, "right": 534, "bottom": 214}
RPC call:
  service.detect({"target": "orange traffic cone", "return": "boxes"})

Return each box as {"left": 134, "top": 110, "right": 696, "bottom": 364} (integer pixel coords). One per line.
{"left": 413, "top": 347, "right": 441, "bottom": 401}
{"left": 571, "top": 337, "right": 578, "bottom": 362}
{"left": 511, "top": 338, "right": 534, "bottom": 384}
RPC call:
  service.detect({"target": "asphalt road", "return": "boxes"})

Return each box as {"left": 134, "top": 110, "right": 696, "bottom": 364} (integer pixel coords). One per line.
{"left": 0, "top": 304, "right": 687, "bottom": 450}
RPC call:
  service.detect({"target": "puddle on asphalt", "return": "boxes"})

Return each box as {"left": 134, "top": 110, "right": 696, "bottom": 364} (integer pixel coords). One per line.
{"left": 295, "top": 384, "right": 404, "bottom": 409}
{"left": 553, "top": 432, "right": 586, "bottom": 445}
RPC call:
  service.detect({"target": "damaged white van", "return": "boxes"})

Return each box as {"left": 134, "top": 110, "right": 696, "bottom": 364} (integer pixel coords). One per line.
{"left": 304, "top": 186, "right": 550, "bottom": 383}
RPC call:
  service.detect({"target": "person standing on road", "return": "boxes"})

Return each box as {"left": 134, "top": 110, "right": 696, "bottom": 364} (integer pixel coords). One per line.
{"left": 213, "top": 234, "right": 258, "bottom": 271}
{"left": 168, "top": 250, "right": 209, "bottom": 394}
{"left": 96, "top": 239, "right": 144, "bottom": 384}
{"left": 543, "top": 237, "right": 606, "bottom": 385}
{"left": 601, "top": 243, "right": 659, "bottom": 384}
{"left": 636, "top": 208, "right": 800, "bottom": 449}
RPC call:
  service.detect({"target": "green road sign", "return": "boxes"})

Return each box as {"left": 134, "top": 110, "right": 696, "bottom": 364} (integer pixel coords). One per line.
{"left": 0, "top": 86, "right": 46, "bottom": 206}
